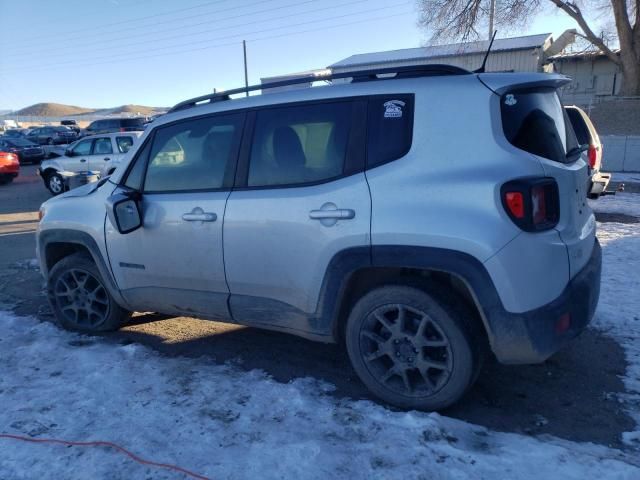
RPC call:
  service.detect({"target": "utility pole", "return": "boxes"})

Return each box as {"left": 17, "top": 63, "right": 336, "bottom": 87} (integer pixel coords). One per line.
{"left": 243, "top": 40, "right": 249, "bottom": 97}
{"left": 488, "top": 0, "right": 496, "bottom": 40}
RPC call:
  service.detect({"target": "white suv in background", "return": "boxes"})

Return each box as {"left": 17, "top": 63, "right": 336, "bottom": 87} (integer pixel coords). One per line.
{"left": 38, "top": 132, "right": 142, "bottom": 195}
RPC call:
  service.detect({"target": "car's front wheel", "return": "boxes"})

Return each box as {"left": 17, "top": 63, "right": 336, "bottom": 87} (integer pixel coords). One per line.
{"left": 47, "top": 253, "right": 130, "bottom": 333}
{"left": 345, "top": 285, "right": 482, "bottom": 411}
{"left": 47, "top": 172, "right": 64, "bottom": 195}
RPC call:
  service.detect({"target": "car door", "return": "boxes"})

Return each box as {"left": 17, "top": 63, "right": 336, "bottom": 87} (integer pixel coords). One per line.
{"left": 89, "top": 136, "right": 114, "bottom": 172}
{"left": 26, "top": 128, "right": 41, "bottom": 144}
{"left": 104, "top": 112, "right": 245, "bottom": 319}
{"left": 64, "top": 138, "right": 94, "bottom": 172}
{"left": 223, "top": 100, "right": 370, "bottom": 335}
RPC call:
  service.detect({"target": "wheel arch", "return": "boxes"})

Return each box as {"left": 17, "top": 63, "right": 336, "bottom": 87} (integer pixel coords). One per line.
{"left": 321, "top": 246, "right": 501, "bottom": 351}
{"left": 38, "top": 229, "right": 131, "bottom": 310}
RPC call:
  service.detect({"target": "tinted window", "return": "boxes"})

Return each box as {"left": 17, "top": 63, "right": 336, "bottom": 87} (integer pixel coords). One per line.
{"left": 72, "top": 139, "right": 93, "bottom": 155}
{"left": 7, "top": 139, "right": 33, "bottom": 147}
{"left": 121, "top": 118, "right": 145, "bottom": 128}
{"left": 565, "top": 108, "right": 591, "bottom": 145}
{"left": 144, "top": 114, "right": 243, "bottom": 192}
{"left": 94, "top": 137, "right": 113, "bottom": 154}
{"left": 124, "top": 140, "right": 151, "bottom": 190}
{"left": 248, "top": 102, "right": 352, "bottom": 187}
{"left": 87, "top": 121, "right": 100, "bottom": 131}
{"left": 501, "top": 89, "right": 577, "bottom": 163}
{"left": 367, "top": 95, "right": 414, "bottom": 168}
{"left": 116, "top": 136, "right": 135, "bottom": 153}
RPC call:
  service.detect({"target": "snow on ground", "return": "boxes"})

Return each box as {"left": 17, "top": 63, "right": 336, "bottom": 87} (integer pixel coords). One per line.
{"left": 590, "top": 192, "right": 640, "bottom": 218}
{"left": 589, "top": 193, "right": 640, "bottom": 447}
{"left": 0, "top": 196, "right": 639, "bottom": 479}
{"left": 1, "top": 312, "right": 638, "bottom": 480}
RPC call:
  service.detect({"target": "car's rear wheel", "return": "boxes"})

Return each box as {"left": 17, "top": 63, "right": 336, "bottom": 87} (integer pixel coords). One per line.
{"left": 47, "top": 172, "right": 64, "bottom": 195}
{"left": 0, "top": 175, "right": 12, "bottom": 185}
{"left": 345, "top": 285, "right": 481, "bottom": 411}
{"left": 46, "top": 137, "right": 54, "bottom": 145}
{"left": 47, "top": 253, "right": 130, "bottom": 333}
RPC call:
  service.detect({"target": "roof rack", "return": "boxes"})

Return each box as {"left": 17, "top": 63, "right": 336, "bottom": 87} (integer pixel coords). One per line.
{"left": 169, "top": 64, "right": 471, "bottom": 113}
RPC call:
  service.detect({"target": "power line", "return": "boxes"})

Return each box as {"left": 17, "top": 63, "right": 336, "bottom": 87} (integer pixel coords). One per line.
{"left": 9, "top": 0, "right": 279, "bottom": 53}
{"left": 3, "top": 9, "right": 414, "bottom": 76}
{"left": 16, "top": 0, "right": 230, "bottom": 43}
{"left": 3, "top": 2, "right": 411, "bottom": 72}
{"left": 5, "top": 0, "right": 330, "bottom": 61}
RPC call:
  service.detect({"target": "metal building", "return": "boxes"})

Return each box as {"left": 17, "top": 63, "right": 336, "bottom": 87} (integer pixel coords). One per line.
{"left": 550, "top": 50, "right": 622, "bottom": 105}
{"left": 329, "top": 33, "right": 574, "bottom": 74}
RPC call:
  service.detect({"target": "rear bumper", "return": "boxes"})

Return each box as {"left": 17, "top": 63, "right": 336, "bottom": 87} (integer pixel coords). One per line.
{"left": 489, "top": 239, "right": 601, "bottom": 364}
{"left": 590, "top": 171, "right": 611, "bottom": 196}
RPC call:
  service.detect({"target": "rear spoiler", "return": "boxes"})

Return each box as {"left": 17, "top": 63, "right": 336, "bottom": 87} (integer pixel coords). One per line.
{"left": 478, "top": 73, "right": 571, "bottom": 96}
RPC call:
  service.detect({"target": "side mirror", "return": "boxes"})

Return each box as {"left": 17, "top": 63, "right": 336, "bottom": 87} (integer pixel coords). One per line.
{"left": 65, "top": 149, "right": 74, "bottom": 157}
{"left": 106, "top": 192, "right": 142, "bottom": 234}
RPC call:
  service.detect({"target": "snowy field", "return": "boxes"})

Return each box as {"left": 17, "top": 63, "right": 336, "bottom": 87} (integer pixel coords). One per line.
{"left": 1, "top": 194, "right": 639, "bottom": 479}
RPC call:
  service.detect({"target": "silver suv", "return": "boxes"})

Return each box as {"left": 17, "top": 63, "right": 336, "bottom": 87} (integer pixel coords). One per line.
{"left": 36, "top": 66, "right": 601, "bottom": 410}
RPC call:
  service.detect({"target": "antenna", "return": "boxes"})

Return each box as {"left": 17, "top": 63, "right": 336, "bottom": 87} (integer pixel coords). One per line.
{"left": 475, "top": 30, "right": 498, "bottom": 73}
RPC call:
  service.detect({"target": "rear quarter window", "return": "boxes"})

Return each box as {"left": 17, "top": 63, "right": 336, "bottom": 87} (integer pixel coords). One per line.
{"left": 501, "top": 89, "right": 577, "bottom": 163}
{"left": 366, "top": 95, "right": 414, "bottom": 168}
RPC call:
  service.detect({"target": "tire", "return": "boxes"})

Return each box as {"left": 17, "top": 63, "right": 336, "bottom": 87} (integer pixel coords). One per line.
{"left": 46, "top": 137, "right": 54, "bottom": 145}
{"left": 345, "top": 285, "right": 482, "bottom": 411}
{"left": 47, "top": 253, "right": 130, "bottom": 333}
{"left": 47, "top": 172, "right": 64, "bottom": 195}
{"left": 0, "top": 175, "right": 10, "bottom": 185}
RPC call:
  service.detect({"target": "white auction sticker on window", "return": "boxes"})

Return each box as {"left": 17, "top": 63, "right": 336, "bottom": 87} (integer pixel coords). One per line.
{"left": 383, "top": 100, "right": 405, "bottom": 118}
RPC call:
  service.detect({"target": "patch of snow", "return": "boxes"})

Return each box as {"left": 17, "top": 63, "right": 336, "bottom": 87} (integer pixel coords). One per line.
{"left": 591, "top": 205, "right": 640, "bottom": 441}
{"left": 589, "top": 192, "right": 640, "bottom": 218}
{"left": 0, "top": 310, "right": 639, "bottom": 478}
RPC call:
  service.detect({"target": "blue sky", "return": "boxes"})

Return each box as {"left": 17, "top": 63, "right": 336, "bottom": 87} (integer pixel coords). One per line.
{"left": 0, "top": 0, "right": 582, "bottom": 110}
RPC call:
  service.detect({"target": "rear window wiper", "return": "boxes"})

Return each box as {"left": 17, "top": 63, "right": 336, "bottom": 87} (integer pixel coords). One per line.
{"left": 566, "top": 144, "right": 589, "bottom": 160}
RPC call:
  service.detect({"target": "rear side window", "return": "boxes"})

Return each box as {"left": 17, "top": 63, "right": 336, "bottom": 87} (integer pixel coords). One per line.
{"left": 248, "top": 102, "right": 352, "bottom": 187}
{"left": 367, "top": 95, "right": 414, "bottom": 168}
{"left": 122, "top": 118, "right": 145, "bottom": 128}
{"left": 94, "top": 137, "right": 113, "bottom": 155}
{"left": 116, "top": 136, "right": 135, "bottom": 153}
{"left": 501, "top": 89, "right": 577, "bottom": 163}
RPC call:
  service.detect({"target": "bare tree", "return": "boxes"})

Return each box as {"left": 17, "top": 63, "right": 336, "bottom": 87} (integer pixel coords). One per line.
{"left": 417, "top": 0, "right": 640, "bottom": 95}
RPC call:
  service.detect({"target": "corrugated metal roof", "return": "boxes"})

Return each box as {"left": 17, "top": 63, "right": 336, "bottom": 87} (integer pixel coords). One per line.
{"left": 330, "top": 33, "right": 552, "bottom": 68}
{"left": 549, "top": 49, "right": 620, "bottom": 60}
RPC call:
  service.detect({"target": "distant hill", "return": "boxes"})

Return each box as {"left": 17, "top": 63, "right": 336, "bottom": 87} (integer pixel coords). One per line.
{"left": 13, "top": 103, "right": 95, "bottom": 116}
{"left": 9, "top": 102, "right": 164, "bottom": 117}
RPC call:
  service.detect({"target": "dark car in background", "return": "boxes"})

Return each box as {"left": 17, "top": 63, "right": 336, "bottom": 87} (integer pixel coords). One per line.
{"left": 61, "top": 119, "right": 81, "bottom": 134}
{"left": 2, "top": 129, "right": 28, "bottom": 139}
{"left": 83, "top": 117, "right": 146, "bottom": 136}
{"left": 0, "top": 137, "right": 46, "bottom": 164}
{"left": 26, "top": 126, "right": 78, "bottom": 145}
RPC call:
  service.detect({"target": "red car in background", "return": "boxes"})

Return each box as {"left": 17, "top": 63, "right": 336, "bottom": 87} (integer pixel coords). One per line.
{"left": 0, "top": 152, "right": 20, "bottom": 184}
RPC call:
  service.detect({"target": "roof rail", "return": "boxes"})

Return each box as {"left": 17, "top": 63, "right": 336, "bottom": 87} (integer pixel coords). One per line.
{"left": 169, "top": 64, "right": 471, "bottom": 113}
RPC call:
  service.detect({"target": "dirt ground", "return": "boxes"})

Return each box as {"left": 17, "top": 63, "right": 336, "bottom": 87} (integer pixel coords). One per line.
{"left": 0, "top": 165, "right": 636, "bottom": 449}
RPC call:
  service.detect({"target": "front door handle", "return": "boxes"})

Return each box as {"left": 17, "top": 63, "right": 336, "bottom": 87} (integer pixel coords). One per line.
{"left": 104, "top": 157, "right": 110, "bottom": 161}
{"left": 182, "top": 207, "right": 217, "bottom": 222}
{"left": 309, "top": 209, "right": 355, "bottom": 220}
{"left": 80, "top": 158, "right": 87, "bottom": 163}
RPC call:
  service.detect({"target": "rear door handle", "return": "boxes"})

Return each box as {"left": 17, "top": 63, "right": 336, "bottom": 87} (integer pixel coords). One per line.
{"left": 309, "top": 209, "right": 355, "bottom": 220}
{"left": 104, "top": 157, "right": 110, "bottom": 161}
{"left": 182, "top": 207, "right": 217, "bottom": 222}
{"left": 80, "top": 158, "right": 86, "bottom": 162}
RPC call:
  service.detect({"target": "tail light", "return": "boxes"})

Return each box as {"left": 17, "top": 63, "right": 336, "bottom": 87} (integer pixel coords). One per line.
{"left": 120, "top": 127, "right": 126, "bottom": 132}
{"left": 587, "top": 145, "right": 597, "bottom": 169}
{"left": 501, "top": 178, "right": 559, "bottom": 232}
{"left": 0, "top": 152, "right": 18, "bottom": 166}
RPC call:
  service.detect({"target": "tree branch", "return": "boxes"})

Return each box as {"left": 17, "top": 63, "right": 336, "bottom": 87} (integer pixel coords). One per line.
{"left": 548, "top": 0, "right": 621, "bottom": 64}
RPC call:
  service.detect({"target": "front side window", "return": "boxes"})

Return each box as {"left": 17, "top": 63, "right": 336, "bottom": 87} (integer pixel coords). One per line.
{"left": 94, "top": 137, "right": 113, "bottom": 155}
{"left": 116, "top": 136, "right": 135, "bottom": 153}
{"left": 248, "top": 102, "right": 352, "bottom": 187}
{"left": 143, "top": 113, "right": 243, "bottom": 192}
{"left": 501, "top": 89, "right": 578, "bottom": 163}
{"left": 71, "top": 139, "right": 93, "bottom": 156}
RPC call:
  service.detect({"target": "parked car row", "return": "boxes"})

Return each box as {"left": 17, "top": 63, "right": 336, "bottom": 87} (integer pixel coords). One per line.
{"left": 38, "top": 131, "right": 142, "bottom": 194}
